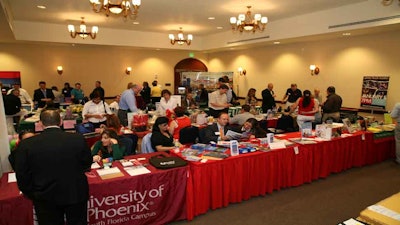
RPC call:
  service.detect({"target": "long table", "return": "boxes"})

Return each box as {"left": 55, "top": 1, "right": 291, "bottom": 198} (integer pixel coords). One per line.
{"left": 0, "top": 152, "right": 188, "bottom": 225}
{"left": 0, "top": 131, "right": 395, "bottom": 224}
{"left": 175, "top": 131, "right": 395, "bottom": 220}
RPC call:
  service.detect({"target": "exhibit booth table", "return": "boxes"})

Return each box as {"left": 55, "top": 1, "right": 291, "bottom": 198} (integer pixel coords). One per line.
{"left": 0, "top": 152, "right": 188, "bottom": 225}
{"left": 174, "top": 131, "right": 395, "bottom": 220}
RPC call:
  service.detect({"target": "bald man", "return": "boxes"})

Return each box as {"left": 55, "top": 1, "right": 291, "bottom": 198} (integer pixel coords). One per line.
{"left": 262, "top": 83, "right": 276, "bottom": 113}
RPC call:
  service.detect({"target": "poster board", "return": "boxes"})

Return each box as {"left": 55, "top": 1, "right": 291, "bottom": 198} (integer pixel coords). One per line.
{"left": 360, "top": 76, "right": 389, "bottom": 109}
{"left": 0, "top": 71, "right": 21, "bottom": 94}
{"left": 180, "top": 72, "right": 234, "bottom": 92}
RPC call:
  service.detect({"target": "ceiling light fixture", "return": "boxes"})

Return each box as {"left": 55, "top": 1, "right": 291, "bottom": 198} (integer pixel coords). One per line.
{"left": 169, "top": 27, "right": 193, "bottom": 45}
{"left": 89, "top": 0, "right": 141, "bottom": 20}
{"left": 68, "top": 17, "right": 98, "bottom": 39}
{"left": 230, "top": 6, "right": 268, "bottom": 33}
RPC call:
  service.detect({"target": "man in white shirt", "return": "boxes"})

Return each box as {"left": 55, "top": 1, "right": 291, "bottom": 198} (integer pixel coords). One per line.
{"left": 208, "top": 84, "right": 231, "bottom": 118}
{"left": 7, "top": 83, "right": 34, "bottom": 109}
{"left": 230, "top": 105, "right": 255, "bottom": 125}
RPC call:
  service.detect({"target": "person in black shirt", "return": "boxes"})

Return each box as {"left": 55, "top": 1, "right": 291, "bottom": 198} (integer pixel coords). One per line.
{"left": 61, "top": 82, "right": 73, "bottom": 98}
{"left": 150, "top": 117, "right": 175, "bottom": 152}
{"left": 262, "top": 83, "right": 276, "bottom": 113}
{"left": 91, "top": 81, "right": 105, "bottom": 100}
{"left": 282, "top": 83, "right": 302, "bottom": 110}
{"left": 196, "top": 83, "right": 209, "bottom": 108}
{"left": 140, "top": 81, "right": 151, "bottom": 104}
{"left": 4, "top": 89, "right": 21, "bottom": 116}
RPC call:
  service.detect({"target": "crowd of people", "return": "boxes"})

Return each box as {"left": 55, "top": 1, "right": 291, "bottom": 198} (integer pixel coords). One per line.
{"left": 4, "top": 74, "right": 400, "bottom": 225}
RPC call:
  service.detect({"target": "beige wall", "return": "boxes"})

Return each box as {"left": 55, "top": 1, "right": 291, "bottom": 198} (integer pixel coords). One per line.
{"left": 0, "top": 43, "right": 207, "bottom": 97}
{"left": 208, "top": 30, "right": 400, "bottom": 111}
{"left": 0, "top": 29, "right": 399, "bottom": 110}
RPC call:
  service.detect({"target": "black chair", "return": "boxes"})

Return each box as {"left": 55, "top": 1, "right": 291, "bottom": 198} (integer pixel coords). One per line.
{"left": 179, "top": 126, "right": 199, "bottom": 145}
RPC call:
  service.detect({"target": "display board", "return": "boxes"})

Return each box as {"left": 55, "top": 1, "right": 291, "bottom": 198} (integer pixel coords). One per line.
{"left": 360, "top": 76, "right": 389, "bottom": 109}
{"left": 180, "top": 72, "right": 234, "bottom": 92}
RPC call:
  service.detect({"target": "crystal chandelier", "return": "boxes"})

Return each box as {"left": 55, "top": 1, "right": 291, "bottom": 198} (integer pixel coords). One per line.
{"left": 230, "top": 6, "right": 268, "bottom": 33}
{"left": 68, "top": 17, "right": 98, "bottom": 39}
{"left": 89, "top": 0, "right": 141, "bottom": 19}
{"left": 169, "top": 27, "right": 193, "bottom": 45}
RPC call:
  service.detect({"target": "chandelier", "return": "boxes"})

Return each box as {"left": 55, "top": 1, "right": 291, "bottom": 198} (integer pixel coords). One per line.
{"left": 67, "top": 17, "right": 98, "bottom": 39}
{"left": 169, "top": 27, "right": 193, "bottom": 45}
{"left": 89, "top": 0, "right": 141, "bottom": 19}
{"left": 230, "top": 6, "right": 268, "bottom": 33}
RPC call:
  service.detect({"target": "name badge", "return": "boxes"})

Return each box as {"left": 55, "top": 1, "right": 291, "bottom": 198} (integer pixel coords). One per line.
{"left": 215, "top": 132, "right": 220, "bottom": 136}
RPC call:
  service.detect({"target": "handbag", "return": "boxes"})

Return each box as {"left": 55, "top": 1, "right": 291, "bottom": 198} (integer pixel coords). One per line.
{"left": 149, "top": 154, "right": 187, "bottom": 169}
{"left": 75, "top": 123, "right": 95, "bottom": 134}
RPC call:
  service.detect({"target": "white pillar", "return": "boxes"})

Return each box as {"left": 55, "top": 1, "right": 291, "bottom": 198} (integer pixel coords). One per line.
{"left": 0, "top": 93, "right": 12, "bottom": 174}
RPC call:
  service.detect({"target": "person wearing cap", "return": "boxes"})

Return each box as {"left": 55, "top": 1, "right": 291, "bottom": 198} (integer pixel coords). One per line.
{"left": 7, "top": 83, "right": 34, "bottom": 109}
{"left": 208, "top": 84, "right": 231, "bottom": 118}
{"left": 322, "top": 86, "right": 342, "bottom": 122}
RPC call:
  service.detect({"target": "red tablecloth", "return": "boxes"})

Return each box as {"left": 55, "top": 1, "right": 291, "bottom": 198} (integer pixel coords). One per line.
{"left": 178, "top": 131, "right": 395, "bottom": 220}
{"left": 0, "top": 152, "right": 188, "bottom": 225}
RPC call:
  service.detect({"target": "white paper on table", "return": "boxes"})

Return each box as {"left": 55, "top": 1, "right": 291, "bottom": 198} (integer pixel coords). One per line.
{"left": 274, "top": 134, "right": 286, "bottom": 137}
{"left": 91, "top": 162, "right": 101, "bottom": 169}
{"left": 368, "top": 205, "right": 400, "bottom": 221}
{"left": 96, "top": 167, "right": 121, "bottom": 176}
{"left": 341, "top": 218, "right": 366, "bottom": 225}
{"left": 121, "top": 161, "right": 134, "bottom": 167}
{"left": 8, "top": 173, "right": 17, "bottom": 183}
{"left": 124, "top": 167, "right": 151, "bottom": 176}
{"left": 269, "top": 142, "right": 286, "bottom": 150}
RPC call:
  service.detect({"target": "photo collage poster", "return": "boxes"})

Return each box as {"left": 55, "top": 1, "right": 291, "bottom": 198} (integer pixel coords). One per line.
{"left": 0, "top": 71, "right": 21, "bottom": 95}
{"left": 360, "top": 76, "right": 389, "bottom": 109}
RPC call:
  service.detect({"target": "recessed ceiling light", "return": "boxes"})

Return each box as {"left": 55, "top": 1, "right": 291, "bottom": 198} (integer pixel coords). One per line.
{"left": 342, "top": 32, "right": 351, "bottom": 36}
{"left": 132, "top": 22, "right": 140, "bottom": 25}
{"left": 274, "top": 41, "right": 280, "bottom": 44}
{"left": 216, "top": 27, "right": 223, "bottom": 30}
{"left": 208, "top": 17, "right": 215, "bottom": 20}
{"left": 37, "top": 5, "right": 46, "bottom": 9}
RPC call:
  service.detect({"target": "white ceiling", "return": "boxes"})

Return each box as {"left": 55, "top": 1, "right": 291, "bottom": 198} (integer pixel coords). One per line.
{"left": 1, "top": 0, "right": 400, "bottom": 51}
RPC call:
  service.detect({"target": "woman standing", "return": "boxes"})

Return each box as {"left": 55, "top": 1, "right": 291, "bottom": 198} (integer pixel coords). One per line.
{"left": 82, "top": 91, "right": 113, "bottom": 128}
{"left": 150, "top": 117, "right": 175, "bottom": 152}
{"left": 92, "top": 129, "right": 126, "bottom": 162}
{"left": 140, "top": 81, "right": 151, "bottom": 105}
{"left": 158, "top": 89, "right": 179, "bottom": 116}
{"left": 288, "top": 90, "right": 319, "bottom": 129}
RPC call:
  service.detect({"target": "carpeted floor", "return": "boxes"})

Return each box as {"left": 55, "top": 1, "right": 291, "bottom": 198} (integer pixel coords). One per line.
{"left": 170, "top": 160, "right": 400, "bottom": 225}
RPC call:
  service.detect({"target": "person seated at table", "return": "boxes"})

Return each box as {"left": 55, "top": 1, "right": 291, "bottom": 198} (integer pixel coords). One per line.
{"left": 158, "top": 89, "right": 179, "bottom": 116}
{"left": 181, "top": 91, "right": 198, "bottom": 109}
{"left": 230, "top": 104, "right": 255, "bottom": 126}
{"left": 104, "top": 114, "right": 137, "bottom": 155}
{"left": 287, "top": 89, "right": 319, "bottom": 130}
{"left": 108, "top": 94, "right": 120, "bottom": 112}
{"left": 169, "top": 106, "right": 192, "bottom": 140}
{"left": 201, "top": 112, "right": 233, "bottom": 144}
{"left": 239, "top": 118, "right": 267, "bottom": 140}
{"left": 82, "top": 91, "right": 113, "bottom": 129}
{"left": 151, "top": 116, "right": 176, "bottom": 152}
{"left": 92, "top": 129, "right": 125, "bottom": 162}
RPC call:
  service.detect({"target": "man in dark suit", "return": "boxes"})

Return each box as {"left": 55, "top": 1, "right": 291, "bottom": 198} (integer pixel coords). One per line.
{"left": 15, "top": 109, "right": 92, "bottom": 225}
{"left": 261, "top": 83, "right": 276, "bottom": 113}
{"left": 33, "top": 81, "right": 55, "bottom": 108}
{"left": 91, "top": 80, "right": 105, "bottom": 100}
{"left": 201, "top": 112, "right": 232, "bottom": 144}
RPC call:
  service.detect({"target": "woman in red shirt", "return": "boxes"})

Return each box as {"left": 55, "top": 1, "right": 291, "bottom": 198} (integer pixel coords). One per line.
{"left": 169, "top": 106, "right": 192, "bottom": 140}
{"left": 288, "top": 90, "right": 319, "bottom": 129}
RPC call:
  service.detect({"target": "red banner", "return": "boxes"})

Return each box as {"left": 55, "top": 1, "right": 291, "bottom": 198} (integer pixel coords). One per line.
{"left": 87, "top": 166, "right": 187, "bottom": 225}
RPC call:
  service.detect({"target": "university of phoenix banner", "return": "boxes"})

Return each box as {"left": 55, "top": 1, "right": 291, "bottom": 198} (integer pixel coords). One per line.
{"left": 87, "top": 166, "right": 187, "bottom": 225}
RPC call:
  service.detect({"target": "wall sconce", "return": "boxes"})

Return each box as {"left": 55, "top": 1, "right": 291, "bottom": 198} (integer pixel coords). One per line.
{"left": 238, "top": 67, "right": 246, "bottom": 76}
{"left": 309, "top": 65, "right": 320, "bottom": 75}
{"left": 57, "top": 66, "right": 63, "bottom": 75}
{"left": 125, "top": 67, "right": 132, "bottom": 75}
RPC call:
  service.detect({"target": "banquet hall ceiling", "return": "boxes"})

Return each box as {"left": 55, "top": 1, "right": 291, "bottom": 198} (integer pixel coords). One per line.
{"left": 0, "top": 0, "right": 399, "bottom": 51}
